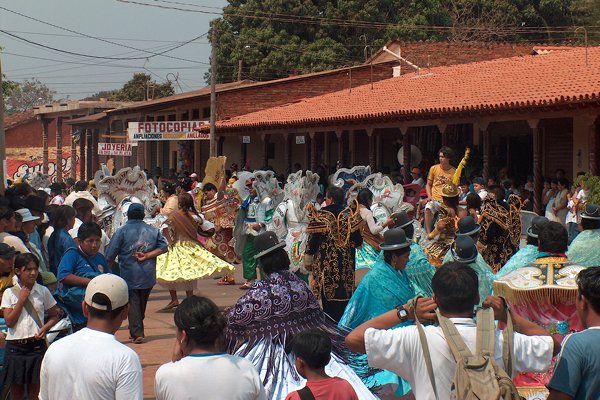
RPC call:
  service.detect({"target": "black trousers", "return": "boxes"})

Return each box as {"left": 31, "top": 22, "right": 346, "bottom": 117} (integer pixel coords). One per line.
{"left": 128, "top": 288, "right": 152, "bottom": 339}
{"left": 320, "top": 288, "right": 349, "bottom": 323}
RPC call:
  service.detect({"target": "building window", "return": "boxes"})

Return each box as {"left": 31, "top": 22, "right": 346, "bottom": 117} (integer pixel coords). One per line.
{"left": 192, "top": 109, "right": 200, "bottom": 119}
{"left": 202, "top": 107, "right": 211, "bottom": 119}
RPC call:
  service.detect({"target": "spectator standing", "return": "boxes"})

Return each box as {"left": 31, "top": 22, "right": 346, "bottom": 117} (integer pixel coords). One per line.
{"left": 64, "top": 180, "right": 101, "bottom": 216}
{"left": 15, "top": 209, "right": 47, "bottom": 272}
{"left": 410, "top": 167, "right": 425, "bottom": 187}
{"left": 285, "top": 330, "right": 358, "bottom": 400}
{"left": 47, "top": 205, "right": 77, "bottom": 275}
{"left": 0, "top": 207, "right": 29, "bottom": 255}
{"left": 56, "top": 222, "right": 108, "bottom": 330}
{"left": 49, "top": 182, "right": 66, "bottom": 206}
{"left": 1, "top": 253, "right": 61, "bottom": 400}
{"left": 547, "top": 267, "right": 600, "bottom": 400}
{"left": 40, "top": 274, "right": 143, "bottom": 400}
{"left": 105, "top": 203, "right": 168, "bottom": 344}
{"left": 0, "top": 244, "right": 16, "bottom": 305}
{"left": 155, "top": 296, "right": 267, "bottom": 400}
{"left": 346, "top": 262, "right": 558, "bottom": 400}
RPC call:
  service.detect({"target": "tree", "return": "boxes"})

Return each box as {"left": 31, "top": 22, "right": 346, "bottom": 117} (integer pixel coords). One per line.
{"left": 211, "top": 0, "right": 599, "bottom": 84}
{"left": 108, "top": 73, "right": 174, "bottom": 102}
{"left": 5, "top": 78, "right": 55, "bottom": 115}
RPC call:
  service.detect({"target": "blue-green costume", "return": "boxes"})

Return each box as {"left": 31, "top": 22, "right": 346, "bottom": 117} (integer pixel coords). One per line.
{"left": 405, "top": 242, "right": 435, "bottom": 297}
{"left": 355, "top": 242, "right": 381, "bottom": 270}
{"left": 339, "top": 256, "right": 414, "bottom": 396}
{"left": 496, "top": 244, "right": 540, "bottom": 278}
{"left": 566, "top": 229, "right": 600, "bottom": 267}
{"left": 442, "top": 251, "right": 494, "bottom": 304}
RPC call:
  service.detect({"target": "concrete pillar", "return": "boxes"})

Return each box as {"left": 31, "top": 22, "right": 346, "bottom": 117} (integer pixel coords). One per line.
{"left": 56, "top": 117, "right": 63, "bottom": 183}
{"left": 42, "top": 119, "right": 49, "bottom": 175}
{"left": 528, "top": 119, "right": 543, "bottom": 214}
{"left": 71, "top": 122, "right": 78, "bottom": 180}
{"left": 401, "top": 125, "right": 411, "bottom": 184}
{"left": 86, "top": 129, "right": 92, "bottom": 180}
{"left": 367, "top": 128, "right": 375, "bottom": 171}
{"left": 79, "top": 127, "right": 86, "bottom": 181}
{"left": 310, "top": 132, "right": 318, "bottom": 171}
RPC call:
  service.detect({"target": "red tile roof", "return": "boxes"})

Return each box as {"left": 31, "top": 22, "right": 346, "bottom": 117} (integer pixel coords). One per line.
{"left": 215, "top": 47, "right": 600, "bottom": 131}
{"left": 4, "top": 111, "right": 35, "bottom": 130}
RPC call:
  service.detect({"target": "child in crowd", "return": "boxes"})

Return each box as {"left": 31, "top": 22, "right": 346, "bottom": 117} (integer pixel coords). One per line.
{"left": 286, "top": 330, "right": 358, "bottom": 400}
{"left": 0, "top": 253, "right": 62, "bottom": 400}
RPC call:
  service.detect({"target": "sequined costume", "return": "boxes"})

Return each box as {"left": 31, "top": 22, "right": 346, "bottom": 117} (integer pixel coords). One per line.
{"left": 423, "top": 205, "right": 457, "bottom": 267}
{"left": 493, "top": 254, "right": 584, "bottom": 388}
{"left": 339, "top": 256, "right": 415, "bottom": 395}
{"left": 479, "top": 194, "right": 522, "bottom": 272}
{"left": 225, "top": 271, "right": 377, "bottom": 400}
{"left": 200, "top": 188, "right": 241, "bottom": 264}
{"left": 566, "top": 228, "right": 600, "bottom": 267}
{"left": 305, "top": 201, "right": 363, "bottom": 322}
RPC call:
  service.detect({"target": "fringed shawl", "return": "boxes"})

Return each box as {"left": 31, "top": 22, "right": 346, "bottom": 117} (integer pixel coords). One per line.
{"left": 566, "top": 228, "right": 600, "bottom": 267}
{"left": 225, "top": 271, "right": 351, "bottom": 384}
{"left": 168, "top": 210, "right": 200, "bottom": 244}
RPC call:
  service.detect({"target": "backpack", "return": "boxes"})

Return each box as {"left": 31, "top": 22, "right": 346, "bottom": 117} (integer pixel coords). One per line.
{"left": 416, "top": 307, "right": 524, "bottom": 400}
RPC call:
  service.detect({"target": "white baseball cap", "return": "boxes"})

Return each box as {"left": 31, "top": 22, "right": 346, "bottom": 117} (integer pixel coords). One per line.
{"left": 84, "top": 274, "right": 129, "bottom": 311}
{"left": 16, "top": 208, "right": 40, "bottom": 223}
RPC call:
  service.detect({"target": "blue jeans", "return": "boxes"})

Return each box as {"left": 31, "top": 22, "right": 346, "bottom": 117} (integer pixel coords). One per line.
{"left": 567, "top": 222, "right": 580, "bottom": 244}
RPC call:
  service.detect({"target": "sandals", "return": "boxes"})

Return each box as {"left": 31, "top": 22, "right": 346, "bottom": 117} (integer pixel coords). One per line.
{"left": 160, "top": 300, "right": 179, "bottom": 311}
{"left": 239, "top": 281, "right": 253, "bottom": 290}
{"left": 132, "top": 336, "right": 145, "bottom": 344}
{"left": 217, "top": 276, "right": 236, "bottom": 286}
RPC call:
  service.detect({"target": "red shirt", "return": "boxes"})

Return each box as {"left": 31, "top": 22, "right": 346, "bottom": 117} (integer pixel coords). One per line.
{"left": 285, "top": 377, "right": 359, "bottom": 400}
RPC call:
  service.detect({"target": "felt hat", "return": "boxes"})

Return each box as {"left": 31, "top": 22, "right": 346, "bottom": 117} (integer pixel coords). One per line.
{"left": 253, "top": 231, "right": 286, "bottom": 259}
{"left": 450, "top": 235, "right": 478, "bottom": 264}
{"left": 526, "top": 216, "right": 549, "bottom": 238}
{"left": 0, "top": 244, "right": 16, "bottom": 260}
{"left": 24, "top": 195, "right": 46, "bottom": 213}
{"left": 581, "top": 204, "right": 600, "bottom": 220}
{"left": 456, "top": 216, "right": 481, "bottom": 237}
{"left": 380, "top": 228, "right": 411, "bottom": 251}
{"left": 391, "top": 211, "right": 414, "bottom": 230}
{"left": 15, "top": 208, "right": 40, "bottom": 223}
{"left": 441, "top": 183, "right": 459, "bottom": 198}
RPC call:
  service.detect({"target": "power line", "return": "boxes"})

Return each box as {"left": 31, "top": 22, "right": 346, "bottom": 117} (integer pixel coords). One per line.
{"left": 0, "top": 5, "right": 209, "bottom": 63}
{"left": 2, "top": 29, "right": 209, "bottom": 44}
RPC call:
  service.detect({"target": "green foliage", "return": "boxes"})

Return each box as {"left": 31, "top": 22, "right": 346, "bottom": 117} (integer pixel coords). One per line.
{"left": 108, "top": 73, "right": 174, "bottom": 102}
{"left": 576, "top": 174, "right": 600, "bottom": 206}
{"left": 211, "top": 0, "right": 599, "bottom": 84}
{"left": 5, "top": 78, "right": 55, "bottom": 115}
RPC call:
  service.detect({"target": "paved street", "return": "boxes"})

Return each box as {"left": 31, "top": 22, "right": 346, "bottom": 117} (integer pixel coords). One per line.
{"left": 114, "top": 266, "right": 368, "bottom": 399}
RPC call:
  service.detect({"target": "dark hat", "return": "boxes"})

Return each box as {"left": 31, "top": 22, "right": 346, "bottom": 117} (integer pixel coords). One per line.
{"left": 253, "top": 231, "right": 286, "bottom": 259}
{"left": 24, "top": 195, "right": 46, "bottom": 213}
{"left": 127, "top": 203, "right": 145, "bottom": 215}
{"left": 526, "top": 216, "right": 549, "bottom": 238}
{"left": 456, "top": 216, "right": 481, "bottom": 237}
{"left": 380, "top": 228, "right": 411, "bottom": 251}
{"left": 473, "top": 177, "right": 485, "bottom": 185}
{"left": 450, "top": 235, "right": 478, "bottom": 264}
{"left": 581, "top": 204, "right": 600, "bottom": 220}
{"left": 391, "top": 211, "right": 414, "bottom": 230}
{"left": 0, "top": 243, "right": 16, "bottom": 260}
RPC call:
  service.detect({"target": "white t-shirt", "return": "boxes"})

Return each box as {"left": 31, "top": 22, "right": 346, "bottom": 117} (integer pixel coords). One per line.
{"left": 364, "top": 318, "right": 553, "bottom": 400}
{"left": 40, "top": 328, "right": 143, "bottom": 400}
{"left": 155, "top": 353, "right": 267, "bottom": 400}
{"left": 1, "top": 282, "right": 56, "bottom": 340}
{"left": 64, "top": 191, "right": 102, "bottom": 216}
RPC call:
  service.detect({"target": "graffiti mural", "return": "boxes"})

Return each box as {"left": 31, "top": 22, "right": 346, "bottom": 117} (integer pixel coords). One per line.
{"left": 7, "top": 155, "right": 80, "bottom": 182}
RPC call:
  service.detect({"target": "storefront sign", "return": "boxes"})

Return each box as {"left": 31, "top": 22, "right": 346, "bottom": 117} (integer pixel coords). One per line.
{"left": 128, "top": 121, "right": 209, "bottom": 141}
{"left": 98, "top": 142, "right": 133, "bottom": 156}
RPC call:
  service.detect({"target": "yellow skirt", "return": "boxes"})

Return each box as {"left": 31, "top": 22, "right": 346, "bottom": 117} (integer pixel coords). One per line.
{"left": 156, "top": 241, "right": 235, "bottom": 289}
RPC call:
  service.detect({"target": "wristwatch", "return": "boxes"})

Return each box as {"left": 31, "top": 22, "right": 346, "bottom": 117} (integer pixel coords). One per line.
{"left": 395, "top": 305, "right": 409, "bottom": 323}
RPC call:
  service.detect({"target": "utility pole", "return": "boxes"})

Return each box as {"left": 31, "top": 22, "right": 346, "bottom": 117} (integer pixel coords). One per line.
{"left": 209, "top": 25, "right": 218, "bottom": 157}
{"left": 237, "top": 58, "right": 243, "bottom": 82}
{"left": 0, "top": 50, "right": 6, "bottom": 195}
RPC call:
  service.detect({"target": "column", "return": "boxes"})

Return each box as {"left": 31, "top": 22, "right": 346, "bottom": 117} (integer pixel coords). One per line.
{"left": 349, "top": 130, "right": 356, "bottom": 167}
{"left": 529, "top": 119, "right": 543, "bottom": 214}
{"left": 587, "top": 116, "right": 598, "bottom": 175}
{"left": 240, "top": 136, "right": 247, "bottom": 168}
{"left": 336, "top": 130, "right": 344, "bottom": 168}
{"left": 261, "top": 134, "right": 270, "bottom": 168}
{"left": 440, "top": 123, "right": 449, "bottom": 147}
{"left": 194, "top": 141, "right": 201, "bottom": 173}
{"left": 479, "top": 121, "right": 491, "bottom": 182}
{"left": 401, "top": 126, "right": 411, "bottom": 184}
{"left": 79, "top": 127, "right": 86, "bottom": 181}
{"left": 86, "top": 129, "right": 92, "bottom": 180}
{"left": 376, "top": 131, "right": 382, "bottom": 171}
{"left": 42, "top": 119, "right": 49, "bottom": 175}
{"left": 310, "top": 132, "right": 318, "bottom": 171}
{"left": 367, "top": 128, "right": 375, "bottom": 171}
{"left": 91, "top": 129, "right": 99, "bottom": 175}
{"left": 217, "top": 136, "right": 224, "bottom": 156}
{"left": 304, "top": 133, "right": 311, "bottom": 171}
{"left": 323, "top": 131, "right": 330, "bottom": 171}
{"left": 282, "top": 134, "right": 291, "bottom": 175}
{"left": 56, "top": 117, "right": 63, "bottom": 183}
{"left": 71, "top": 123, "right": 78, "bottom": 180}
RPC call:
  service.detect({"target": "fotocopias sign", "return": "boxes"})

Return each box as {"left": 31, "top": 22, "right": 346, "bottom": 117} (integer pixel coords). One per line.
{"left": 127, "top": 121, "right": 209, "bottom": 141}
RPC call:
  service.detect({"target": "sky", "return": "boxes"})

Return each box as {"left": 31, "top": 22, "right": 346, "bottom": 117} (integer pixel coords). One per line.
{"left": 0, "top": 0, "right": 228, "bottom": 100}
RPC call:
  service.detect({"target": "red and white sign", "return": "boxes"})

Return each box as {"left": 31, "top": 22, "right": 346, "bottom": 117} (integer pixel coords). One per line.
{"left": 128, "top": 121, "right": 209, "bottom": 141}
{"left": 98, "top": 142, "right": 133, "bottom": 156}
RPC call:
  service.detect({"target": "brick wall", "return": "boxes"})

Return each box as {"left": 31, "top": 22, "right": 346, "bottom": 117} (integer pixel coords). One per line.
{"left": 217, "top": 62, "right": 396, "bottom": 120}
{"left": 6, "top": 118, "right": 72, "bottom": 148}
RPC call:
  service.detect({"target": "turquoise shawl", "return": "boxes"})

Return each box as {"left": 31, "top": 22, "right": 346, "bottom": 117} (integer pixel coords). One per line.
{"left": 567, "top": 229, "right": 600, "bottom": 267}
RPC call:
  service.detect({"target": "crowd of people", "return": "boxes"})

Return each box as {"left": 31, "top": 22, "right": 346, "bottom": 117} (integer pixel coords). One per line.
{"left": 0, "top": 148, "right": 597, "bottom": 400}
